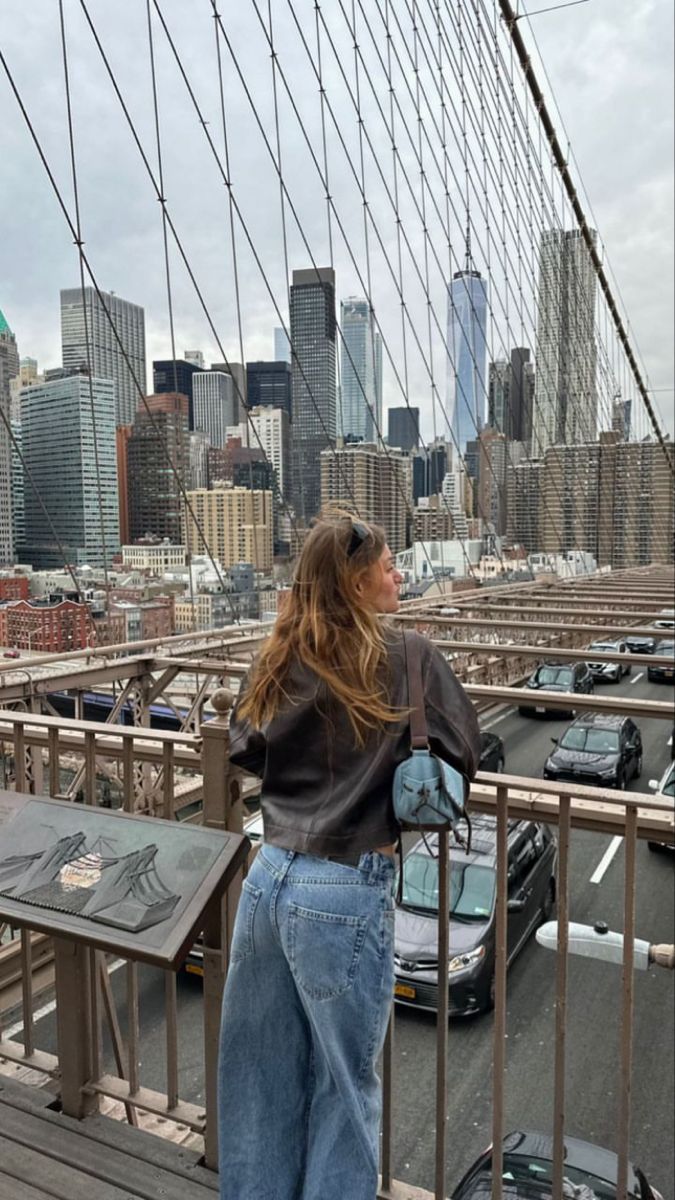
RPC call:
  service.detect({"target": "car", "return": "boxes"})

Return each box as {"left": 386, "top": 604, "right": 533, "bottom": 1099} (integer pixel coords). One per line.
{"left": 543, "top": 713, "right": 642, "bottom": 790}
{"left": 451, "top": 1129, "right": 663, "bottom": 1200}
{"left": 586, "top": 638, "right": 631, "bottom": 683}
{"left": 479, "top": 730, "right": 505, "bottom": 773}
{"left": 652, "top": 608, "right": 675, "bottom": 632}
{"left": 646, "top": 639, "right": 675, "bottom": 683}
{"left": 624, "top": 631, "right": 656, "bottom": 655}
{"left": 393, "top": 816, "right": 556, "bottom": 1016}
{"left": 183, "top": 810, "right": 262, "bottom": 978}
{"left": 2, "top": 649, "right": 20, "bottom": 659}
{"left": 518, "top": 662, "right": 594, "bottom": 717}
{"left": 647, "top": 760, "right": 675, "bottom": 852}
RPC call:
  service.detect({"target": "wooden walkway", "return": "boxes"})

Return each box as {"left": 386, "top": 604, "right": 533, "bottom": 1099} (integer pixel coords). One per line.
{"left": 0, "top": 1075, "right": 218, "bottom": 1200}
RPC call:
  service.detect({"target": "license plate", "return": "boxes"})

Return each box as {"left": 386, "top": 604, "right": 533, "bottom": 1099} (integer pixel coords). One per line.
{"left": 394, "top": 982, "right": 416, "bottom": 1000}
{"left": 185, "top": 963, "right": 203, "bottom": 977}
{"left": 536, "top": 706, "right": 546, "bottom": 714}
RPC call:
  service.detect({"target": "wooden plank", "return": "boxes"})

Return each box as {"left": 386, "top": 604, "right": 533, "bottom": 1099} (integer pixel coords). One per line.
{"left": 0, "top": 1079, "right": 211, "bottom": 1186}
{"left": 0, "top": 1135, "right": 137, "bottom": 1200}
{"left": 0, "top": 1175, "right": 62, "bottom": 1200}
{"left": 0, "top": 1098, "right": 218, "bottom": 1197}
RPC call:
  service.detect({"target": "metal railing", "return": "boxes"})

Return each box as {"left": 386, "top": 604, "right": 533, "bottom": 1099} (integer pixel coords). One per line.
{"left": 0, "top": 699, "right": 673, "bottom": 1197}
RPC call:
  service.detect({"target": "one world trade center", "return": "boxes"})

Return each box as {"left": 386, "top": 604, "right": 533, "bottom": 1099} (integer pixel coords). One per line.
{"left": 447, "top": 264, "right": 488, "bottom": 456}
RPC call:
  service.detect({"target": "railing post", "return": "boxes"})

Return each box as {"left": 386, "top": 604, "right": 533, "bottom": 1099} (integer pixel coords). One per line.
{"left": 53, "top": 936, "right": 98, "bottom": 1119}
{"left": 200, "top": 687, "right": 245, "bottom": 1172}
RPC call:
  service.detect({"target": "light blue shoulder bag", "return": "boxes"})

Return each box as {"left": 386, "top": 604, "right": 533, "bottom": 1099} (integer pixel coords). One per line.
{"left": 392, "top": 632, "right": 470, "bottom": 836}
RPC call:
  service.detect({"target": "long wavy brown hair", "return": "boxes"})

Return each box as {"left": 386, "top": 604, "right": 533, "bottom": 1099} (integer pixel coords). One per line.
{"left": 237, "top": 509, "right": 404, "bottom": 745}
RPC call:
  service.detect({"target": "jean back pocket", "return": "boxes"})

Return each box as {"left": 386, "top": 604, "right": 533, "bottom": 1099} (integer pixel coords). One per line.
{"left": 288, "top": 903, "right": 368, "bottom": 1000}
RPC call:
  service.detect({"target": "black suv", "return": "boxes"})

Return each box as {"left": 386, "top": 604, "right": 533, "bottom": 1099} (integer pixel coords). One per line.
{"left": 479, "top": 730, "right": 505, "bottom": 773}
{"left": 647, "top": 639, "right": 675, "bottom": 683}
{"left": 544, "top": 713, "right": 642, "bottom": 789}
{"left": 393, "top": 817, "right": 557, "bottom": 1016}
{"left": 518, "top": 661, "right": 594, "bottom": 717}
{"left": 451, "top": 1130, "right": 663, "bottom": 1200}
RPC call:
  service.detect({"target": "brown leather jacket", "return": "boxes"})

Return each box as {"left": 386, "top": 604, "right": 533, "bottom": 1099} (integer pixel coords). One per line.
{"left": 229, "top": 628, "right": 481, "bottom": 858}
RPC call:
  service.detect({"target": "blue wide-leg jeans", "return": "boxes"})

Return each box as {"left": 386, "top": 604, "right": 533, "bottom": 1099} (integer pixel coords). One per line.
{"left": 217, "top": 843, "right": 396, "bottom": 1200}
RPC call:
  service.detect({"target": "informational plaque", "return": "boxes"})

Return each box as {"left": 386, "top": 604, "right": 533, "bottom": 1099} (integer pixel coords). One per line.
{"left": 0, "top": 790, "right": 248, "bottom": 968}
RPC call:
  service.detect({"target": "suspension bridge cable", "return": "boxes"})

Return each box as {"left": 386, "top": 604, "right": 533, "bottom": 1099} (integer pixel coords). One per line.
{"left": 145, "top": 0, "right": 199, "bottom": 639}
{"left": 206, "top": 0, "right": 474, "bottom": 584}
{"left": 80, "top": 0, "right": 358, "bottom": 569}
{"left": 498, "top": 0, "right": 673, "bottom": 472}
{"left": 0, "top": 34, "right": 244, "bottom": 627}
{"left": 326, "top": 0, "right": 597, "bottom": 570}
{"left": 410, "top": 0, "right": 658, "bottom": 549}
{"left": 58, "top": 0, "right": 112, "bottom": 600}
{"left": 148, "top": 1, "right": 369, "bottom": 535}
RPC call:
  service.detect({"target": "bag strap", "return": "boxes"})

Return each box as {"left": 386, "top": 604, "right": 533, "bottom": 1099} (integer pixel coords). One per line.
{"left": 403, "top": 632, "right": 429, "bottom": 750}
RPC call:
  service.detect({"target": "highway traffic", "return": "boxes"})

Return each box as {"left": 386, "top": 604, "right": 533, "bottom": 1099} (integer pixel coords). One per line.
{"left": 10, "top": 666, "right": 674, "bottom": 1195}
{"left": 389, "top": 667, "right": 674, "bottom": 1194}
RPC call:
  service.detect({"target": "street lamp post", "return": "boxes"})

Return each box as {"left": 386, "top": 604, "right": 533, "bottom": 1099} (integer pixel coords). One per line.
{"left": 537, "top": 920, "right": 675, "bottom": 970}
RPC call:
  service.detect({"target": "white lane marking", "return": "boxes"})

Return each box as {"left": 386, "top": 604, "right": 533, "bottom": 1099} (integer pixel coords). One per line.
{"left": 629, "top": 672, "right": 644, "bottom": 685}
{"left": 590, "top": 836, "right": 623, "bottom": 885}
{"left": 481, "top": 709, "right": 515, "bottom": 730}
{"left": 4, "top": 958, "right": 125, "bottom": 1039}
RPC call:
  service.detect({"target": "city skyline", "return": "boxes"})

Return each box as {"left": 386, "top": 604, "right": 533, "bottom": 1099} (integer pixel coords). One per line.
{"left": 0, "top": 3, "right": 670, "bottom": 445}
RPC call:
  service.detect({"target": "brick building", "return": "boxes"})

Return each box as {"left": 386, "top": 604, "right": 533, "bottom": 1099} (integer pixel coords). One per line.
{"left": 0, "top": 598, "right": 93, "bottom": 653}
{"left": 0, "top": 574, "right": 30, "bottom": 602}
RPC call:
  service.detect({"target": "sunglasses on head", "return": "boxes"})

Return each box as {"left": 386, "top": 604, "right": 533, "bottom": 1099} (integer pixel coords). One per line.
{"left": 347, "top": 521, "right": 371, "bottom": 557}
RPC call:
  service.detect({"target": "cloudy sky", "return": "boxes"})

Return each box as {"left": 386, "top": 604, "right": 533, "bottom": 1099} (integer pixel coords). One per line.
{"left": 0, "top": 0, "right": 672, "bottom": 438}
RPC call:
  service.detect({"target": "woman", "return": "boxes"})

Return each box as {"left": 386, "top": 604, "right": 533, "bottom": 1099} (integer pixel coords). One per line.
{"left": 218, "top": 511, "right": 480, "bottom": 1200}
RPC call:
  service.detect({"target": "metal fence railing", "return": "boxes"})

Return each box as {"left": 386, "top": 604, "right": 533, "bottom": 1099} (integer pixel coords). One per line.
{"left": 0, "top": 702, "right": 673, "bottom": 1196}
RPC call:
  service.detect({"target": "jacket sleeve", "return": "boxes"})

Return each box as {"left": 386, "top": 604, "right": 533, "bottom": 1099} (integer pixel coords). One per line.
{"left": 228, "top": 675, "right": 267, "bottom": 778}
{"left": 421, "top": 638, "right": 481, "bottom": 782}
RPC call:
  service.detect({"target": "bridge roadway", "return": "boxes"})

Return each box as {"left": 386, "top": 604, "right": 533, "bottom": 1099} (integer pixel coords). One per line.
{"left": 15, "top": 669, "right": 675, "bottom": 1195}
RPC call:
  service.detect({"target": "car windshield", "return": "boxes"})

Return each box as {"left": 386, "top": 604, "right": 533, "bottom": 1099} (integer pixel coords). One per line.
{"left": 501, "top": 1154, "right": 616, "bottom": 1200}
{"left": 654, "top": 641, "right": 675, "bottom": 656}
{"left": 534, "top": 666, "right": 573, "bottom": 686}
{"left": 559, "top": 727, "right": 620, "bottom": 754}
{"left": 401, "top": 854, "right": 496, "bottom": 919}
{"left": 589, "top": 643, "right": 616, "bottom": 653}
{"left": 660, "top": 767, "right": 675, "bottom": 798}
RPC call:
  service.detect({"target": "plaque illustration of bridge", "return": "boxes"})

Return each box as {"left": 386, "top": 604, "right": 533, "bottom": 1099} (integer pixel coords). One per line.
{"left": 0, "top": 830, "right": 181, "bottom": 932}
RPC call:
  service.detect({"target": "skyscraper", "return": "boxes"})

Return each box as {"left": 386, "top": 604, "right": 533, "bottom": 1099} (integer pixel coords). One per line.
{"left": 320, "top": 442, "right": 408, "bottom": 553}
{"left": 488, "top": 361, "right": 510, "bottom": 436}
{"left": 127, "top": 393, "right": 189, "bottom": 543}
{"left": 153, "top": 358, "right": 200, "bottom": 428}
{"left": 612, "top": 396, "right": 632, "bottom": 441}
{"left": 193, "top": 371, "right": 236, "bottom": 447}
{"left": 387, "top": 406, "right": 420, "bottom": 452}
{"left": 247, "top": 361, "right": 292, "bottom": 420}
{"left": 290, "top": 267, "right": 337, "bottom": 521}
{"left": 0, "top": 308, "right": 18, "bottom": 563}
{"left": 411, "top": 440, "right": 450, "bottom": 502}
{"left": 249, "top": 405, "right": 291, "bottom": 502}
{"left": 447, "top": 265, "right": 488, "bottom": 456}
{"left": 510, "top": 347, "right": 534, "bottom": 451}
{"left": 21, "top": 369, "right": 119, "bottom": 568}
{"left": 211, "top": 362, "right": 244, "bottom": 423}
{"left": 274, "top": 328, "right": 291, "bottom": 363}
{"left": 532, "top": 228, "right": 597, "bottom": 453}
{"left": 476, "top": 427, "right": 508, "bottom": 536}
{"left": 61, "top": 287, "right": 146, "bottom": 427}
{"left": 339, "top": 298, "right": 382, "bottom": 444}
{"left": 184, "top": 484, "right": 273, "bottom": 571}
